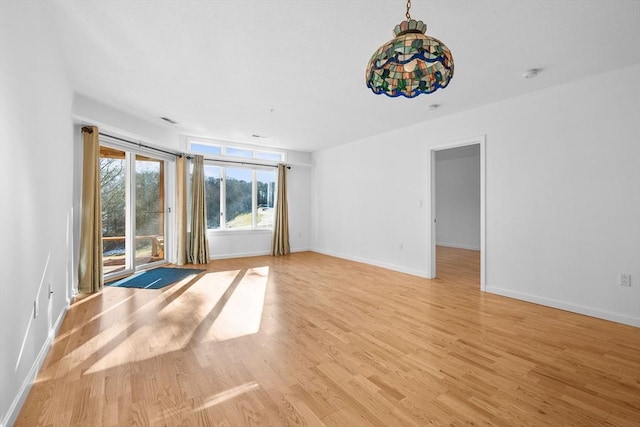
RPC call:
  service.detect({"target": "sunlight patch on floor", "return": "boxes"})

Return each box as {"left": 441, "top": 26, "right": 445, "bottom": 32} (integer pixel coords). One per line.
{"left": 198, "top": 381, "right": 261, "bottom": 410}
{"left": 194, "top": 266, "right": 269, "bottom": 342}
{"left": 81, "top": 268, "right": 267, "bottom": 375}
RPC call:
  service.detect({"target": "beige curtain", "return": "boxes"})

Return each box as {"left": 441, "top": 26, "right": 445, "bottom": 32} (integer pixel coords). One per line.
{"left": 175, "top": 156, "right": 188, "bottom": 265}
{"left": 78, "top": 126, "right": 103, "bottom": 293}
{"left": 271, "top": 164, "right": 290, "bottom": 256}
{"left": 188, "top": 155, "right": 210, "bottom": 264}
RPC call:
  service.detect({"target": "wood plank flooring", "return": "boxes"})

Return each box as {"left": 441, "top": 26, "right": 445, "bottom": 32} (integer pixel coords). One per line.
{"left": 16, "top": 249, "right": 640, "bottom": 426}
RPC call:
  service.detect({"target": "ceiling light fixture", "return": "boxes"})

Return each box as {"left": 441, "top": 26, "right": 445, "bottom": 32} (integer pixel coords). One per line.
{"left": 366, "top": 0, "right": 454, "bottom": 98}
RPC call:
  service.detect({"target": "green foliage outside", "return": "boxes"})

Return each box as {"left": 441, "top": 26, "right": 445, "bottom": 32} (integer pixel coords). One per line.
{"left": 100, "top": 158, "right": 162, "bottom": 253}
{"left": 205, "top": 176, "right": 275, "bottom": 229}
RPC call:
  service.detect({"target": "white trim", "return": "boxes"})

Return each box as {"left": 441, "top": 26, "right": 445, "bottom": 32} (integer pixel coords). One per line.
{"left": 3, "top": 307, "right": 67, "bottom": 427}
{"left": 251, "top": 169, "right": 258, "bottom": 229}
{"left": 486, "top": 286, "right": 640, "bottom": 327}
{"left": 312, "top": 248, "right": 430, "bottom": 279}
{"left": 427, "top": 135, "right": 486, "bottom": 291}
{"left": 210, "top": 250, "right": 271, "bottom": 260}
{"left": 290, "top": 247, "right": 312, "bottom": 253}
{"left": 208, "top": 229, "right": 273, "bottom": 237}
{"left": 209, "top": 247, "right": 311, "bottom": 260}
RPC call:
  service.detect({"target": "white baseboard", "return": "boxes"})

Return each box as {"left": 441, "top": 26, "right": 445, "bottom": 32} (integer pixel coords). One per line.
{"left": 311, "top": 248, "right": 429, "bottom": 278}
{"left": 3, "top": 307, "right": 68, "bottom": 427}
{"left": 436, "top": 242, "right": 481, "bottom": 251}
{"left": 486, "top": 286, "right": 640, "bottom": 327}
{"left": 291, "top": 247, "right": 311, "bottom": 254}
{"left": 209, "top": 247, "right": 311, "bottom": 260}
{"left": 210, "top": 250, "right": 271, "bottom": 260}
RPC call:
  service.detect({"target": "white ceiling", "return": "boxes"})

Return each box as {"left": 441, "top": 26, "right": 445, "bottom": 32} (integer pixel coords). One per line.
{"left": 46, "top": 0, "right": 640, "bottom": 152}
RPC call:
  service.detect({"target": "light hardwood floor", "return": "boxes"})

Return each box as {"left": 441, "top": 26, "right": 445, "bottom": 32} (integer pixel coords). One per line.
{"left": 16, "top": 249, "right": 640, "bottom": 426}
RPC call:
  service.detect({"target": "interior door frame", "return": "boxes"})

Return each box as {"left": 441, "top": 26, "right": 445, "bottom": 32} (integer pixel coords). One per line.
{"left": 427, "top": 135, "right": 486, "bottom": 291}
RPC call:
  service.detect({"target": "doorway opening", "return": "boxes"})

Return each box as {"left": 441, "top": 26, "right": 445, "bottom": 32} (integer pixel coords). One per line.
{"left": 428, "top": 136, "right": 486, "bottom": 290}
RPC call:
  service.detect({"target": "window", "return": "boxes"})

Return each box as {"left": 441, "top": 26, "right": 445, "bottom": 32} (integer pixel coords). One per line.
{"left": 190, "top": 141, "right": 221, "bottom": 156}
{"left": 204, "top": 165, "right": 221, "bottom": 228}
{"left": 188, "top": 137, "right": 285, "bottom": 163}
{"left": 188, "top": 136, "right": 282, "bottom": 231}
{"left": 225, "top": 167, "right": 252, "bottom": 229}
{"left": 256, "top": 170, "right": 276, "bottom": 228}
{"left": 203, "top": 165, "right": 276, "bottom": 231}
{"left": 225, "top": 147, "right": 252, "bottom": 158}
{"left": 256, "top": 151, "right": 283, "bottom": 161}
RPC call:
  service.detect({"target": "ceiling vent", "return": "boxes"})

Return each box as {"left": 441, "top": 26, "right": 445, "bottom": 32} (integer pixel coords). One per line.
{"left": 160, "top": 117, "right": 178, "bottom": 124}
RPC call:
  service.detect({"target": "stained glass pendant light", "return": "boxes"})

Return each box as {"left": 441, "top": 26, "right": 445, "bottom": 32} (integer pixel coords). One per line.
{"left": 366, "top": 0, "right": 454, "bottom": 98}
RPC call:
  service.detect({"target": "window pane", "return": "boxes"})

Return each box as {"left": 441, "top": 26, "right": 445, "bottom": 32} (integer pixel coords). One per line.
{"left": 256, "top": 151, "right": 283, "bottom": 161}
{"left": 225, "top": 167, "right": 252, "bottom": 229}
{"left": 226, "top": 147, "right": 252, "bottom": 158}
{"left": 191, "top": 142, "right": 221, "bottom": 156}
{"left": 100, "top": 147, "right": 127, "bottom": 275}
{"left": 204, "top": 165, "right": 221, "bottom": 229}
{"left": 256, "top": 170, "right": 276, "bottom": 229}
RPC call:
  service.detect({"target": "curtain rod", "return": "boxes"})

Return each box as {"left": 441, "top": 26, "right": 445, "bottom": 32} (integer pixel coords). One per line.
{"left": 88, "top": 129, "right": 181, "bottom": 158}
{"left": 188, "top": 156, "right": 291, "bottom": 169}
{"left": 82, "top": 128, "right": 289, "bottom": 167}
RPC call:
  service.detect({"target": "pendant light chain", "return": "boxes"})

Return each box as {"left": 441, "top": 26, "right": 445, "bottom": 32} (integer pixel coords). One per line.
{"left": 406, "top": 0, "right": 412, "bottom": 20}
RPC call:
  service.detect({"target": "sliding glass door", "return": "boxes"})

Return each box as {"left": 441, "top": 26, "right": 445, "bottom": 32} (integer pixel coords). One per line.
{"left": 100, "top": 145, "right": 168, "bottom": 279}
{"left": 135, "top": 154, "right": 165, "bottom": 268}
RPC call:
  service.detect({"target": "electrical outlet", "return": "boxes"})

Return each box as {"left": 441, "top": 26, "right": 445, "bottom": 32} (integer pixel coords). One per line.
{"left": 619, "top": 273, "right": 631, "bottom": 287}
{"left": 34, "top": 299, "right": 39, "bottom": 319}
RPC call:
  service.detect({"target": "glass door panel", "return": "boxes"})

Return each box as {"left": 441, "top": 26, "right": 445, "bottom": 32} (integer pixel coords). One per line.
{"left": 135, "top": 154, "right": 166, "bottom": 268}
{"left": 100, "top": 146, "right": 128, "bottom": 275}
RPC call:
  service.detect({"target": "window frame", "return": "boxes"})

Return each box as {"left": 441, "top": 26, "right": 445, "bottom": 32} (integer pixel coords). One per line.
{"left": 187, "top": 136, "right": 283, "bottom": 234}
{"left": 187, "top": 136, "right": 286, "bottom": 163}
{"left": 203, "top": 161, "right": 277, "bottom": 234}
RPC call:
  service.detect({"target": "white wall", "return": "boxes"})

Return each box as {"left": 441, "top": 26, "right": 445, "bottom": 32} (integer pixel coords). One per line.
{"left": 435, "top": 144, "right": 481, "bottom": 250}
{"left": 312, "top": 64, "right": 640, "bottom": 327}
{"left": 0, "top": 2, "right": 75, "bottom": 425}
{"left": 312, "top": 134, "right": 430, "bottom": 277}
